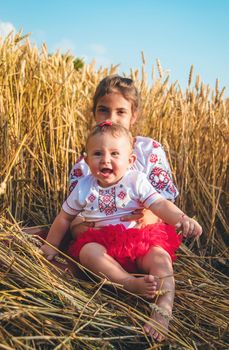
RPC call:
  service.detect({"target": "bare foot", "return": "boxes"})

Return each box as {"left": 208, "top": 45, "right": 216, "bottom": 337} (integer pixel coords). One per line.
{"left": 123, "top": 275, "right": 157, "bottom": 298}
{"left": 144, "top": 309, "right": 171, "bottom": 342}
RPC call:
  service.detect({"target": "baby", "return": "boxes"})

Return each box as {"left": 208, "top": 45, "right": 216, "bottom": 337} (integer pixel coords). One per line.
{"left": 41, "top": 122, "right": 202, "bottom": 341}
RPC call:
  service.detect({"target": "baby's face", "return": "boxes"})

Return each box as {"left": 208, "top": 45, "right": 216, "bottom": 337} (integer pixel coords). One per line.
{"left": 94, "top": 92, "right": 137, "bottom": 130}
{"left": 85, "top": 133, "right": 135, "bottom": 188}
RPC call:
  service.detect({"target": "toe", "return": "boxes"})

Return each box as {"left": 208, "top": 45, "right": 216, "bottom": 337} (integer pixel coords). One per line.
{"left": 153, "top": 332, "right": 159, "bottom": 340}
{"left": 150, "top": 327, "right": 159, "bottom": 340}
{"left": 144, "top": 323, "right": 151, "bottom": 334}
{"left": 156, "top": 333, "right": 165, "bottom": 342}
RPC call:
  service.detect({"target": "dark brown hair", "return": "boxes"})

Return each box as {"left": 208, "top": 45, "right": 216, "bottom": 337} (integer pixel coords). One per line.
{"left": 93, "top": 75, "right": 140, "bottom": 115}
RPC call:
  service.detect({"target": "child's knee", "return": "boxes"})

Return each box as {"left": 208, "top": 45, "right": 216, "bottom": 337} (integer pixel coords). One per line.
{"left": 150, "top": 246, "right": 171, "bottom": 257}
{"left": 79, "top": 242, "right": 106, "bottom": 264}
{"left": 150, "top": 246, "right": 173, "bottom": 265}
{"left": 137, "top": 246, "right": 172, "bottom": 272}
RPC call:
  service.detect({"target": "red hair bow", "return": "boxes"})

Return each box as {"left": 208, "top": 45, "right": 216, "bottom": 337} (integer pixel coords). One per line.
{"left": 98, "top": 121, "right": 113, "bottom": 127}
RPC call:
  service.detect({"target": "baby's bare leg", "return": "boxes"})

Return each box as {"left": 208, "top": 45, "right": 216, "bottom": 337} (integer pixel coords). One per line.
{"left": 79, "top": 242, "right": 157, "bottom": 298}
{"left": 137, "top": 246, "right": 174, "bottom": 341}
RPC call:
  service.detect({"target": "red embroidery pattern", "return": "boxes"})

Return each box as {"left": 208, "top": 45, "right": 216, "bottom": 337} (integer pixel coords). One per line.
{"left": 69, "top": 180, "right": 78, "bottom": 193}
{"left": 73, "top": 168, "right": 83, "bottom": 177}
{"left": 169, "top": 184, "right": 176, "bottom": 193}
{"left": 150, "top": 154, "right": 158, "bottom": 163}
{"left": 99, "top": 187, "right": 117, "bottom": 216}
{"left": 149, "top": 167, "right": 170, "bottom": 190}
{"left": 152, "top": 140, "right": 160, "bottom": 148}
{"left": 118, "top": 191, "right": 126, "bottom": 199}
{"left": 88, "top": 194, "right": 96, "bottom": 202}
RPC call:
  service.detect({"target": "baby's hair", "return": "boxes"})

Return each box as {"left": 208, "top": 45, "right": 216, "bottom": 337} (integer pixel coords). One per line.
{"left": 86, "top": 122, "right": 134, "bottom": 152}
{"left": 93, "top": 75, "right": 140, "bottom": 115}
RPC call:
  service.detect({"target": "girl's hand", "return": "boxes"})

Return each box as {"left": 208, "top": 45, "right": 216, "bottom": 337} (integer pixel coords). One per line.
{"left": 120, "top": 209, "right": 144, "bottom": 223}
{"left": 40, "top": 244, "right": 59, "bottom": 261}
{"left": 175, "top": 215, "right": 202, "bottom": 238}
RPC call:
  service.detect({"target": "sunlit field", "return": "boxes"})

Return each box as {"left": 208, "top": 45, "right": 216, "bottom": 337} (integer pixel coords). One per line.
{"left": 0, "top": 33, "right": 228, "bottom": 349}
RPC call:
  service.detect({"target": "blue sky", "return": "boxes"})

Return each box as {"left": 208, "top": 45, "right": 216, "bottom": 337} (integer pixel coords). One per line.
{"left": 1, "top": 0, "right": 228, "bottom": 96}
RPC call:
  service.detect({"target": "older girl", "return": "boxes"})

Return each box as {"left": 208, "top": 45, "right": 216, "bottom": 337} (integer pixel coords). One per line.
{"left": 69, "top": 75, "right": 179, "bottom": 235}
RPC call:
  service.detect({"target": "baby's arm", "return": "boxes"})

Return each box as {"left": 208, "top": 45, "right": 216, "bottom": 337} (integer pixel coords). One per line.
{"left": 40, "top": 209, "right": 75, "bottom": 260}
{"left": 68, "top": 157, "right": 95, "bottom": 238}
{"left": 149, "top": 199, "right": 202, "bottom": 237}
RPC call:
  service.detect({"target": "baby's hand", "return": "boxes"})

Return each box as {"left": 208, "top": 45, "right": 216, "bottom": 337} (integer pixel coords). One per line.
{"left": 175, "top": 215, "right": 202, "bottom": 238}
{"left": 40, "top": 243, "right": 58, "bottom": 261}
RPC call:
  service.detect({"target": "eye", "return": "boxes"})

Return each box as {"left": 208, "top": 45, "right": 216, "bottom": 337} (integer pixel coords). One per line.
{"left": 111, "top": 151, "right": 119, "bottom": 156}
{"left": 93, "top": 151, "right": 102, "bottom": 156}
{"left": 97, "top": 107, "right": 108, "bottom": 113}
{"left": 117, "top": 109, "right": 126, "bottom": 115}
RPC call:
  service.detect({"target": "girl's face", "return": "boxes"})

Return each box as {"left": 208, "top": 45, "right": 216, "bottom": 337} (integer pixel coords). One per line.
{"left": 94, "top": 92, "right": 138, "bottom": 130}
{"left": 85, "top": 133, "right": 136, "bottom": 188}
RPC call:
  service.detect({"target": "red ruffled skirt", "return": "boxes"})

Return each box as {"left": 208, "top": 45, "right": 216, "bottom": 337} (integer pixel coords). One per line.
{"left": 68, "top": 223, "right": 182, "bottom": 273}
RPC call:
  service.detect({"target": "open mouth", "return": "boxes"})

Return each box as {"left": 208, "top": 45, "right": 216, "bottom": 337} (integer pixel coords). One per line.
{"left": 100, "top": 168, "right": 113, "bottom": 177}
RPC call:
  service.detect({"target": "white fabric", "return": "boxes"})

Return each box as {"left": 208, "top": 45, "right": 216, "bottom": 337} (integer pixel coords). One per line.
{"left": 69, "top": 136, "right": 179, "bottom": 201}
{"left": 63, "top": 170, "right": 163, "bottom": 228}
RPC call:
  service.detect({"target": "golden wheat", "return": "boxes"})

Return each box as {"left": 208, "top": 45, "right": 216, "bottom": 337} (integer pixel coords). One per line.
{"left": 0, "top": 33, "right": 228, "bottom": 349}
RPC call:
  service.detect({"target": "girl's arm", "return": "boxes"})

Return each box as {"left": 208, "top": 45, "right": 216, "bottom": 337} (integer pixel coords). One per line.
{"left": 69, "top": 156, "right": 90, "bottom": 193}
{"left": 149, "top": 199, "right": 202, "bottom": 237}
{"left": 137, "top": 136, "right": 179, "bottom": 201}
{"left": 40, "top": 209, "right": 75, "bottom": 260}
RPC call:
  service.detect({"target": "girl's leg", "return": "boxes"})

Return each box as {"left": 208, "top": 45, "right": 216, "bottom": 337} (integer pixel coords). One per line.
{"left": 79, "top": 242, "right": 157, "bottom": 298}
{"left": 136, "top": 246, "right": 174, "bottom": 341}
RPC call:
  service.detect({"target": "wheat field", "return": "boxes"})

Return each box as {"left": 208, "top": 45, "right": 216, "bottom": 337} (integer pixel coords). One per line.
{"left": 0, "top": 33, "right": 228, "bottom": 349}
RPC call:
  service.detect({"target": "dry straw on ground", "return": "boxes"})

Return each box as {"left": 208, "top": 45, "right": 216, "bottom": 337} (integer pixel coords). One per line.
{"left": 0, "top": 33, "right": 228, "bottom": 349}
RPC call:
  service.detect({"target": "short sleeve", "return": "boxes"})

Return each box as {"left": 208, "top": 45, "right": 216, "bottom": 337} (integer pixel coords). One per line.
{"left": 132, "top": 172, "right": 164, "bottom": 208}
{"left": 134, "top": 137, "right": 179, "bottom": 201}
{"left": 62, "top": 184, "right": 83, "bottom": 215}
